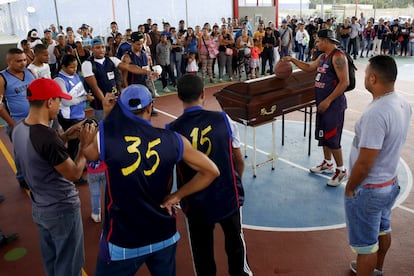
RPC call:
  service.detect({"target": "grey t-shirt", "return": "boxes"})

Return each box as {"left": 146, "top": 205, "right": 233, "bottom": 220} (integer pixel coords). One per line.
{"left": 278, "top": 26, "right": 292, "bottom": 47}
{"left": 349, "top": 92, "right": 412, "bottom": 185}
{"left": 12, "top": 122, "right": 80, "bottom": 213}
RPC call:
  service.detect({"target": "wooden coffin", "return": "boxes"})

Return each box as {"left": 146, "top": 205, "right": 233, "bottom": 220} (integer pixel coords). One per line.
{"left": 214, "top": 70, "right": 316, "bottom": 126}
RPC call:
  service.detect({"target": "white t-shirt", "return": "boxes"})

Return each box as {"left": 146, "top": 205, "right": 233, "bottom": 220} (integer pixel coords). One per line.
{"left": 28, "top": 63, "right": 51, "bottom": 79}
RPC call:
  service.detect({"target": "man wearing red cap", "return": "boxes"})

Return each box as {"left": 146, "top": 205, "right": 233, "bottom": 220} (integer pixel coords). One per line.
{"left": 12, "top": 78, "right": 98, "bottom": 276}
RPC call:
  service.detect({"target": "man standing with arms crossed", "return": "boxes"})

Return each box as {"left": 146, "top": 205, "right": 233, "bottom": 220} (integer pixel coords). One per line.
{"left": 283, "top": 29, "right": 349, "bottom": 186}
{"left": 82, "top": 85, "right": 219, "bottom": 275}
{"left": 346, "top": 56, "right": 411, "bottom": 276}
{"left": 167, "top": 74, "right": 252, "bottom": 276}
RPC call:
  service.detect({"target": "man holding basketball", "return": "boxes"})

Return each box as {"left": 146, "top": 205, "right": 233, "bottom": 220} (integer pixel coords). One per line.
{"left": 283, "top": 29, "right": 349, "bottom": 187}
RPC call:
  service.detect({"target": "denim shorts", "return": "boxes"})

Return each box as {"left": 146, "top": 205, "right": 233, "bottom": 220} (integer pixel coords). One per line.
{"left": 345, "top": 179, "right": 400, "bottom": 254}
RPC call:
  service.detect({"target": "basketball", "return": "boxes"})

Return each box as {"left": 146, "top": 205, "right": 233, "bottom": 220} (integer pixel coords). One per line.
{"left": 274, "top": 60, "right": 293, "bottom": 80}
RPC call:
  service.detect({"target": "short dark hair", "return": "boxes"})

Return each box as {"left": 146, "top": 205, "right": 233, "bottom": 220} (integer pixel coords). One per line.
{"left": 7, "top": 48, "right": 24, "bottom": 55}
{"left": 177, "top": 74, "right": 204, "bottom": 103}
{"left": 20, "top": 39, "right": 29, "bottom": 46}
{"left": 33, "top": 43, "right": 47, "bottom": 54}
{"left": 60, "top": 54, "right": 77, "bottom": 67}
{"left": 110, "top": 21, "right": 117, "bottom": 25}
{"left": 368, "top": 55, "right": 397, "bottom": 83}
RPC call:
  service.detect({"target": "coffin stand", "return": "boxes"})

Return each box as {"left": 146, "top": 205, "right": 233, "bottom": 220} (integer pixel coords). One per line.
{"left": 214, "top": 70, "right": 316, "bottom": 177}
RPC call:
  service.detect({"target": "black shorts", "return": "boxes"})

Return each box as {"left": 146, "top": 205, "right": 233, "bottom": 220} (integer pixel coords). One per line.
{"left": 315, "top": 109, "right": 345, "bottom": 149}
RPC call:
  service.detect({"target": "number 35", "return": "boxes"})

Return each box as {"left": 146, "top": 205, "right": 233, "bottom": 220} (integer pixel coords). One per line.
{"left": 121, "top": 136, "right": 161, "bottom": 176}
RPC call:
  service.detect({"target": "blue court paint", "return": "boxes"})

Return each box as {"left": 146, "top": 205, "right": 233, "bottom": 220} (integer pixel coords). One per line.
{"left": 240, "top": 121, "right": 411, "bottom": 231}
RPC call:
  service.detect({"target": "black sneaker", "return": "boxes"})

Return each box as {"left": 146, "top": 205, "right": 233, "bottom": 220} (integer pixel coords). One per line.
{"left": 0, "top": 233, "right": 18, "bottom": 247}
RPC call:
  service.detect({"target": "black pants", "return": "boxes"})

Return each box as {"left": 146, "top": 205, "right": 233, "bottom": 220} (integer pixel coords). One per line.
{"left": 160, "top": 64, "right": 175, "bottom": 88}
{"left": 261, "top": 47, "right": 274, "bottom": 75}
{"left": 187, "top": 210, "right": 251, "bottom": 276}
{"left": 348, "top": 37, "right": 358, "bottom": 58}
{"left": 58, "top": 115, "right": 83, "bottom": 160}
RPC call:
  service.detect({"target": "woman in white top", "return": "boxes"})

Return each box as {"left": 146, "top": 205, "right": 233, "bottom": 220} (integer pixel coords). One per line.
{"left": 236, "top": 29, "right": 253, "bottom": 80}
{"left": 295, "top": 22, "right": 309, "bottom": 61}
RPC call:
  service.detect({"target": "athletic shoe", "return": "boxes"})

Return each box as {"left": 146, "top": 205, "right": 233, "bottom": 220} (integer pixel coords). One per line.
{"left": 327, "top": 169, "right": 347, "bottom": 187}
{"left": 163, "top": 87, "right": 171, "bottom": 93}
{"left": 0, "top": 233, "right": 18, "bottom": 247}
{"left": 350, "top": 260, "right": 384, "bottom": 275}
{"left": 91, "top": 213, "right": 101, "bottom": 223}
{"left": 153, "top": 91, "right": 160, "bottom": 98}
{"left": 309, "top": 160, "right": 334, "bottom": 174}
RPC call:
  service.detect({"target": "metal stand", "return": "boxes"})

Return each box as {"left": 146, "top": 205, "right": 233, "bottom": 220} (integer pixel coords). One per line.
{"left": 281, "top": 102, "right": 315, "bottom": 156}
{"left": 243, "top": 120, "right": 276, "bottom": 178}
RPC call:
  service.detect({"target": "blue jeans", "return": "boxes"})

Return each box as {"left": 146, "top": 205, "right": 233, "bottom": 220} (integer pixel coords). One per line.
{"left": 87, "top": 172, "right": 106, "bottom": 215}
{"left": 297, "top": 44, "right": 306, "bottom": 61}
{"left": 170, "top": 51, "right": 182, "bottom": 80}
{"left": 410, "top": 41, "right": 414, "bottom": 56}
{"left": 95, "top": 243, "right": 176, "bottom": 276}
{"left": 345, "top": 180, "right": 400, "bottom": 254}
{"left": 340, "top": 37, "right": 350, "bottom": 51}
{"left": 32, "top": 207, "right": 84, "bottom": 276}
{"left": 280, "top": 45, "right": 290, "bottom": 58}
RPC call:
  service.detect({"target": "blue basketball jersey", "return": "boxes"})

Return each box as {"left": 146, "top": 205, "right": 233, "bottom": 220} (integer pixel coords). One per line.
{"left": 167, "top": 106, "right": 242, "bottom": 223}
{"left": 100, "top": 102, "right": 183, "bottom": 248}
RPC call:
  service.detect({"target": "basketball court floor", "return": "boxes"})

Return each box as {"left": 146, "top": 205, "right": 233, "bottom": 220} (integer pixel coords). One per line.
{"left": 0, "top": 59, "right": 413, "bottom": 275}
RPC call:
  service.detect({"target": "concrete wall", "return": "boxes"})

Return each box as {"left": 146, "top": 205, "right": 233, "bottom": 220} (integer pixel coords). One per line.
{"left": 0, "top": 43, "right": 14, "bottom": 70}
{"left": 239, "top": 7, "right": 276, "bottom": 30}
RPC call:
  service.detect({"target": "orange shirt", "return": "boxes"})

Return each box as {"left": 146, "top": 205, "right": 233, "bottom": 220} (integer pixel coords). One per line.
{"left": 250, "top": 46, "right": 261, "bottom": 59}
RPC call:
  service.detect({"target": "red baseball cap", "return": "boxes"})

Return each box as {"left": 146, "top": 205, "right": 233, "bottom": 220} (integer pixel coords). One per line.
{"left": 27, "top": 78, "right": 72, "bottom": 101}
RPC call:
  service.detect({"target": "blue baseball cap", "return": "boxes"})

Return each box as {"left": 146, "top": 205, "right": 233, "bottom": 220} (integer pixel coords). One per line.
{"left": 91, "top": 37, "right": 104, "bottom": 47}
{"left": 120, "top": 85, "right": 152, "bottom": 111}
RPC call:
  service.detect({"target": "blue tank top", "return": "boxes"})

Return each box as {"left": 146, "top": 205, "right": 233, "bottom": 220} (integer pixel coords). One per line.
{"left": 100, "top": 102, "right": 183, "bottom": 248}
{"left": 1, "top": 68, "right": 35, "bottom": 121}
{"left": 185, "top": 36, "right": 198, "bottom": 53}
{"left": 126, "top": 50, "right": 148, "bottom": 85}
{"left": 56, "top": 72, "right": 87, "bottom": 120}
{"left": 167, "top": 107, "right": 242, "bottom": 223}
{"left": 315, "top": 51, "right": 347, "bottom": 112}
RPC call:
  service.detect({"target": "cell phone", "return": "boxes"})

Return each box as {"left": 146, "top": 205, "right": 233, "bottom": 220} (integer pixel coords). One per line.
{"left": 83, "top": 118, "right": 98, "bottom": 126}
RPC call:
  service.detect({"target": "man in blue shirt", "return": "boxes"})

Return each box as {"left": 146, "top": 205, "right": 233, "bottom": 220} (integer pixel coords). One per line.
{"left": 82, "top": 85, "right": 219, "bottom": 275}
{"left": 0, "top": 48, "right": 35, "bottom": 189}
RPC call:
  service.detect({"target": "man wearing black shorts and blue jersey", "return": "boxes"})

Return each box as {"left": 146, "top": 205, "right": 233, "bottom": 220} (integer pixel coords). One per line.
{"left": 167, "top": 74, "right": 252, "bottom": 276}
{"left": 82, "top": 84, "right": 219, "bottom": 276}
{"left": 283, "top": 29, "right": 349, "bottom": 187}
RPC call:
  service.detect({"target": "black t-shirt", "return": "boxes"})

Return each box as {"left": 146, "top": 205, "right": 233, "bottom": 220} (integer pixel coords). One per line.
{"left": 340, "top": 26, "right": 351, "bottom": 38}
{"left": 30, "top": 124, "right": 68, "bottom": 166}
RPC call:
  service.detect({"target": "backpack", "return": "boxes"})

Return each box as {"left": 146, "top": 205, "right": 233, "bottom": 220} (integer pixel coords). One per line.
{"left": 328, "top": 48, "right": 357, "bottom": 92}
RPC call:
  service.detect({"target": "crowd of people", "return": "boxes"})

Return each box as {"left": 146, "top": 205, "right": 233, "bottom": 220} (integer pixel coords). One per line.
{"left": 0, "top": 14, "right": 412, "bottom": 276}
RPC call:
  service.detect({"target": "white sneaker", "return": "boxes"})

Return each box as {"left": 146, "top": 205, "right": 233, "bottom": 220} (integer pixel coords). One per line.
{"left": 327, "top": 169, "right": 348, "bottom": 187}
{"left": 309, "top": 160, "right": 334, "bottom": 174}
{"left": 153, "top": 91, "right": 160, "bottom": 98}
{"left": 350, "top": 260, "right": 384, "bottom": 275}
{"left": 91, "top": 213, "right": 101, "bottom": 223}
{"left": 163, "top": 87, "right": 171, "bottom": 93}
